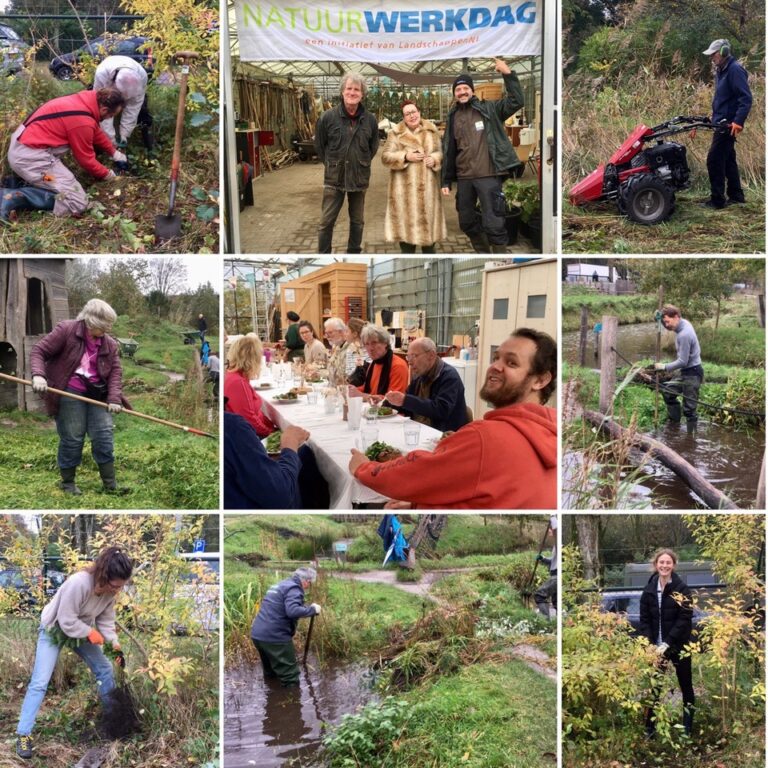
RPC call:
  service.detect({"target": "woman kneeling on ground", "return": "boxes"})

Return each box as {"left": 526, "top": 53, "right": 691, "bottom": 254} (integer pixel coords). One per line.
{"left": 15, "top": 546, "right": 133, "bottom": 760}
{"left": 30, "top": 298, "right": 129, "bottom": 495}
{"left": 638, "top": 547, "right": 695, "bottom": 739}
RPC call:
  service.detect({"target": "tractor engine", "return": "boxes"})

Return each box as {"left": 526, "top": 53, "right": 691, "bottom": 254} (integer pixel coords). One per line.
{"left": 635, "top": 142, "right": 691, "bottom": 190}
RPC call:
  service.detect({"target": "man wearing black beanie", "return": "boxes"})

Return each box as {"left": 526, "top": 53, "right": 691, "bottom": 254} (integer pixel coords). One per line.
{"left": 441, "top": 58, "right": 524, "bottom": 253}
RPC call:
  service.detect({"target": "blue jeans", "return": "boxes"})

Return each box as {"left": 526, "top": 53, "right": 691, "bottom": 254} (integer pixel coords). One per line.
{"left": 56, "top": 387, "right": 115, "bottom": 469}
{"left": 17, "top": 627, "right": 115, "bottom": 735}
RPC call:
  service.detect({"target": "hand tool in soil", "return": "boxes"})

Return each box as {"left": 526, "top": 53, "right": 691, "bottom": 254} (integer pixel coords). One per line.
{"left": 303, "top": 613, "right": 315, "bottom": 665}
{"left": 155, "top": 50, "right": 200, "bottom": 244}
{"left": 0, "top": 372, "right": 216, "bottom": 438}
{"left": 522, "top": 522, "right": 552, "bottom": 608}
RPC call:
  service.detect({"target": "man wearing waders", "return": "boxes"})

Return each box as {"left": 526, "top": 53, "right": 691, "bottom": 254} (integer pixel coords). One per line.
{"left": 251, "top": 567, "right": 321, "bottom": 686}
{"left": 654, "top": 305, "right": 704, "bottom": 431}
{"left": 534, "top": 515, "right": 558, "bottom": 618}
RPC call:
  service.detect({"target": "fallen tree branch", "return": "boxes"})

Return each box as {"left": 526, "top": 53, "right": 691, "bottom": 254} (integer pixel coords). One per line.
{"left": 583, "top": 409, "right": 739, "bottom": 510}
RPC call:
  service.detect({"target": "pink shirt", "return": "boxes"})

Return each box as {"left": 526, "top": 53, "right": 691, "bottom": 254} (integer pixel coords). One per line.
{"left": 67, "top": 330, "right": 102, "bottom": 393}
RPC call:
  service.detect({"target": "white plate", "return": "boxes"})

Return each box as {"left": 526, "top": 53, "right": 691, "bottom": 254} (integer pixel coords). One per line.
{"left": 273, "top": 397, "right": 300, "bottom": 404}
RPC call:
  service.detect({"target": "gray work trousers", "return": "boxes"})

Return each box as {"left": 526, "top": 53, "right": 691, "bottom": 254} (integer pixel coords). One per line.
{"left": 7, "top": 125, "right": 89, "bottom": 216}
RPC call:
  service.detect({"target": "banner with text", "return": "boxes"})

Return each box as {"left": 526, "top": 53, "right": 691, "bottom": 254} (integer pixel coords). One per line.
{"left": 233, "top": 0, "right": 542, "bottom": 62}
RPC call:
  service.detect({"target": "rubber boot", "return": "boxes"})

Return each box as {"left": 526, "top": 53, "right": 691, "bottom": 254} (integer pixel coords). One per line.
{"left": 490, "top": 243, "right": 509, "bottom": 254}
{"left": 59, "top": 467, "right": 82, "bottom": 496}
{"left": 686, "top": 418, "right": 698, "bottom": 433}
{"left": 467, "top": 232, "right": 490, "bottom": 253}
{"left": 98, "top": 462, "right": 131, "bottom": 495}
{"left": 0, "top": 186, "right": 55, "bottom": 223}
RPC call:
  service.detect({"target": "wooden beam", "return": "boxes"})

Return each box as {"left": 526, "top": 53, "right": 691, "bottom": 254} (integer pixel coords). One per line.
{"left": 582, "top": 408, "right": 739, "bottom": 510}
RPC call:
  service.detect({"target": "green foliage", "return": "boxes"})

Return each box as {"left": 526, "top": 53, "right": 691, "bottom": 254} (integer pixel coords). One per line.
{"left": 503, "top": 178, "right": 540, "bottom": 223}
{"left": 323, "top": 697, "right": 414, "bottom": 767}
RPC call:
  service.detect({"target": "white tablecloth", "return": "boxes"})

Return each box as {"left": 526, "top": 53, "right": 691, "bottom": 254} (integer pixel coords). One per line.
{"left": 259, "top": 387, "right": 442, "bottom": 508}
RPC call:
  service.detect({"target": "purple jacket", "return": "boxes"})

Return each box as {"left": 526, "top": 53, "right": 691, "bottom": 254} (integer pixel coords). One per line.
{"left": 30, "top": 320, "right": 126, "bottom": 416}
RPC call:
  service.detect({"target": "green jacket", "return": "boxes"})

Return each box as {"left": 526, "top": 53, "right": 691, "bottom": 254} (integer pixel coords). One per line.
{"left": 285, "top": 322, "right": 302, "bottom": 351}
{"left": 441, "top": 72, "right": 524, "bottom": 188}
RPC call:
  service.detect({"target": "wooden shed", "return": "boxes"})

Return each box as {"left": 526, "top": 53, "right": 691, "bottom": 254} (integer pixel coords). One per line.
{"left": 279, "top": 262, "right": 368, "bottom": 338}
{"left": 0, "top": 258, "right": 70, "bottom": 412}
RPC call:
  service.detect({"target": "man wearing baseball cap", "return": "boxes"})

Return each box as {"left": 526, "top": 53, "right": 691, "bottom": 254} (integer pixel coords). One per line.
{"left": 441, "top": 58, "right": 524, "bottom": 253}
{"left": 701, "top": 38, "right": 752, "bottom": 209}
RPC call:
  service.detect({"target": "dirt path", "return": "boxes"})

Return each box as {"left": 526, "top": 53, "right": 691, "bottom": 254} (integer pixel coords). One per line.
{"left": 507, "top": 643, "right": 556, "bottom": 681}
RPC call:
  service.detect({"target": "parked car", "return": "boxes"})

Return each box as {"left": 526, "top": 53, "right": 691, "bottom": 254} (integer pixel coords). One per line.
{"left": 45, "top": 569, "right": 66, "bottom": 596}
{"left": 0, "top": 24, "right": 28, "bottom": 75}
{"left": 600, "top": 588, "right": 710, "bottom": 636}
{"left": 49, "top": 34, "right": 153, "bottom": 81}
{"left": 172, "top": 552, "right": 220, "bottom": 635}
{"left": 0, "top": 567, "right": 40, "bottom": 610}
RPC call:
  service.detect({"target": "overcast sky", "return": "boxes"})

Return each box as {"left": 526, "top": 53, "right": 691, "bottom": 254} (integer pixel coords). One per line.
{"left": 94, "top": 257, "right": 220, "bottom": 292}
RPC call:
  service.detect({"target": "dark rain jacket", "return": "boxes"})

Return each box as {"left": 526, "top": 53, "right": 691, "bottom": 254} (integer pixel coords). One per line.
{"left": 251, "top": 574, "right": 316, "bottom": 644}
{"left": 712, "top": 56, "right": 752, "bottom": 127}
{"left": 223, "top": 412, "right": 301, "bottom": 510}
{"left": 29, "top": 319, "right": 127, "bottom": 416}
{"left": 638, "top": 571, "right": 693, "bottom": 655}
{"left": 393, "top": 359, "right": 469, "bottom": 433}
{"left": 441, "top": 72, "right": 524, "bottom": 188}
{"left": 315, "top": 102, "right": 379, "bottom": 192}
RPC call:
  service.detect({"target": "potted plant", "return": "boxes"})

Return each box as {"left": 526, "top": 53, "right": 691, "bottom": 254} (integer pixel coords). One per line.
{"left": 503, "top": 179, "right": 541, "bottom": 249}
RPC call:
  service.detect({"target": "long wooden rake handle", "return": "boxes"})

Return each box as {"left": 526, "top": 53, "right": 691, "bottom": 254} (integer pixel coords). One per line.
{"left": 0, "top": 372, "right": 217, "bottom": 439}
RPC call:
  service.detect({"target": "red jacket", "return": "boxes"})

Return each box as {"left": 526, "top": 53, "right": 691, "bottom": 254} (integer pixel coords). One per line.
{"left": 30, "top": 320, "right": 126, "bottom": 417}
{"left": 224, "top": 370, "right": 277, "bottom": 439}
{"left": 354, "top": 402, "right": 557, "bottom": 509}
{"left": 358, "top": 353, "right": 409, "bottom": 395}
{"left": 20, "top": 90, "right": 115, "bottom": 179}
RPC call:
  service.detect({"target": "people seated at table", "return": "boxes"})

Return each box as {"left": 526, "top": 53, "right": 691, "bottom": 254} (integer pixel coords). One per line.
{"left": 349, "top": 328, "right": 557, "bottom": 508}
{"left": 299, "top": 321, "right": 328, "bottom": 367}
{"left": 358, "top": 324, "right": 409, "bottom": 398}
{"left": 383, "top": 336, "right": 468, "bottom": 432}
{"left": 224, "top": 334, "right": 277, "bottom": 438}
{"left": 324, "top": 317, "right": 349, "bottom": 388}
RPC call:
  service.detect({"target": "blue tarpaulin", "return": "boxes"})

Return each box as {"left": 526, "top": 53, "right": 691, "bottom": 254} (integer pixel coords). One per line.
{"left": 377, "top": 514, "right": 408, "bottom": 565}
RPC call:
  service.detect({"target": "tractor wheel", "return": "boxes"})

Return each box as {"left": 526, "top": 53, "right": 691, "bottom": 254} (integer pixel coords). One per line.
{"left": 622, "top": 175, "right": 674, "bottom": 225}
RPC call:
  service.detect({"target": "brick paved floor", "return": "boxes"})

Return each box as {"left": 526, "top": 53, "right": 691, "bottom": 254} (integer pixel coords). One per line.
{"left": 239, "top": 156, "right": 539, "bottom": 255}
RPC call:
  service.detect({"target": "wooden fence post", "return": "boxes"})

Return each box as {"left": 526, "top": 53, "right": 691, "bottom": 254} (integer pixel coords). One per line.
{"left": 598, "top": 315, "right": 618, "bottom": 414}
{"left": 579, "top": 305, "right": 588, "bottom": 367}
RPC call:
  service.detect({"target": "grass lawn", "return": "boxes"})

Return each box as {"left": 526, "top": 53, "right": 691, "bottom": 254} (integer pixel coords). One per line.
{"left": 562, "top": 185, "right": 765, "bottom": 255}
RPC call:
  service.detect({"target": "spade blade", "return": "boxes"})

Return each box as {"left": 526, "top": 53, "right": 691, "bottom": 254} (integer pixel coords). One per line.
{"left": 154, "top": 213, "right": 182, "bottom": 244}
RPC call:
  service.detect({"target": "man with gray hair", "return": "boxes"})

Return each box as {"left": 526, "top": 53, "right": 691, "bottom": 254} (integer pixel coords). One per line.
{"left": 251, "top": 567, "right": 321, "bottom": 686}
{"left": 93, "top": 55, "right": 150, "bottom": 148}
{"left": 383, "top": 337, "right": 468, "bottom": 432}
{"left": 314, "top": 72, "right": 379, "bottom": 253}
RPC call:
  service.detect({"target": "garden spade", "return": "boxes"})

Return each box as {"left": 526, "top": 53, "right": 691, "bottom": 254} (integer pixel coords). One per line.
{"left": 522, "top": 522, "right": 552, "bottom": 608}
{"left": 155, "top": 50, "right": 200, "bottom": 244}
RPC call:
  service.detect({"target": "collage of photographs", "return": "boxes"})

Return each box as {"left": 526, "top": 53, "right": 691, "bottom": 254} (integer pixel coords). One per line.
{"left": 0, "top": 0, "right": 766, "bottom": 767}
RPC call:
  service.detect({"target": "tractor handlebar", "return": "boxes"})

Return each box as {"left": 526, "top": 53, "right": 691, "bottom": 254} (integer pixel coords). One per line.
{"left": 646, "top": 115, "right": 731, "bottom": 142}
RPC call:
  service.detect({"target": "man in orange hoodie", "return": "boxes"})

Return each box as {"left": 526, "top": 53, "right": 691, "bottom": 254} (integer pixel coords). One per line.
{"left": 349, "top": 327, "right": 557, "bottom": 509}
{"left": 5, "top": 88, "right": 126, "bottom": 219}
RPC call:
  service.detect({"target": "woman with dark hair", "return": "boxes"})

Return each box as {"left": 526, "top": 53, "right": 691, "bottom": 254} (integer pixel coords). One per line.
{"left": 381, "top": 100, "right": 446, "bottom": 253}
{"left": 15, "top": 546, "right": 134, "bottom": 760}
{"left": 298, "top": 321, "right": 328, "bottom": 367}
{"left": 638, "top": 548, "right": 695, "bottom": 738}
{"left": 30, "top": 298, "right": 129, "bottom": 495}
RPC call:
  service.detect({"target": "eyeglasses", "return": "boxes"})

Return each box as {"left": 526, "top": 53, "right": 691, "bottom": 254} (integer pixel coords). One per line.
{"left": 403, "top": 110, "right": 419, "bottom": 117}
{"left": 406, "top": 351, "right": 426, "bottom": 361}
{"left": 107, "top": 580, "right": 125, "bottom": 590}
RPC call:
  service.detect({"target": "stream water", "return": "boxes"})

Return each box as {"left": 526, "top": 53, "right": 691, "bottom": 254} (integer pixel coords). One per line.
{"left": 224, "top": 655, "right": 375, "bottom": 768}
{"left": 563, "top": 323, "right": 764, "bottom": 509}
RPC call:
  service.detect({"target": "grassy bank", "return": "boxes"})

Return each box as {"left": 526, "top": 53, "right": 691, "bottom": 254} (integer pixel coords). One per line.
{"left": 0, "top": 618, "right": 218, "bottom": 768}
{"left": 0, "top": 317, "right": 218, "bottom": 510}
{"left": 0, "top": 71, "right": 218, "bottom": 254}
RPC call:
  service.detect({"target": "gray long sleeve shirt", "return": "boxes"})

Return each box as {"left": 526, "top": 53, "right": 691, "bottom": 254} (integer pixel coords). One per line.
{"left": 665, "top": 318, "right": 701, "bottom": 372}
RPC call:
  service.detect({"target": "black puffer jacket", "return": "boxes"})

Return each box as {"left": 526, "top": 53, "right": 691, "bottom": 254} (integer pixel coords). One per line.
{"left": 315, "top": 102, "right": 379, "bottom": 192}
{"left": 638, "top": 571, "right": 693, "bottom": 654}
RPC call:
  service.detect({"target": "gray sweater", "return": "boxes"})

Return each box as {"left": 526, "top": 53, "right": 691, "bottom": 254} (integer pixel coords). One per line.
{"left": 665, "top": 319, "right": 701, "bottom": 372}
{"left": 40, "top": 570, "right": 118, "bottom": 642}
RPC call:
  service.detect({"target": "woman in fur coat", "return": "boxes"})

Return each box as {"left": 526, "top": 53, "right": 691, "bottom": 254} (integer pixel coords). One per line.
{"left": 382, "top": 101, "right": 447, "bottom": 252}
